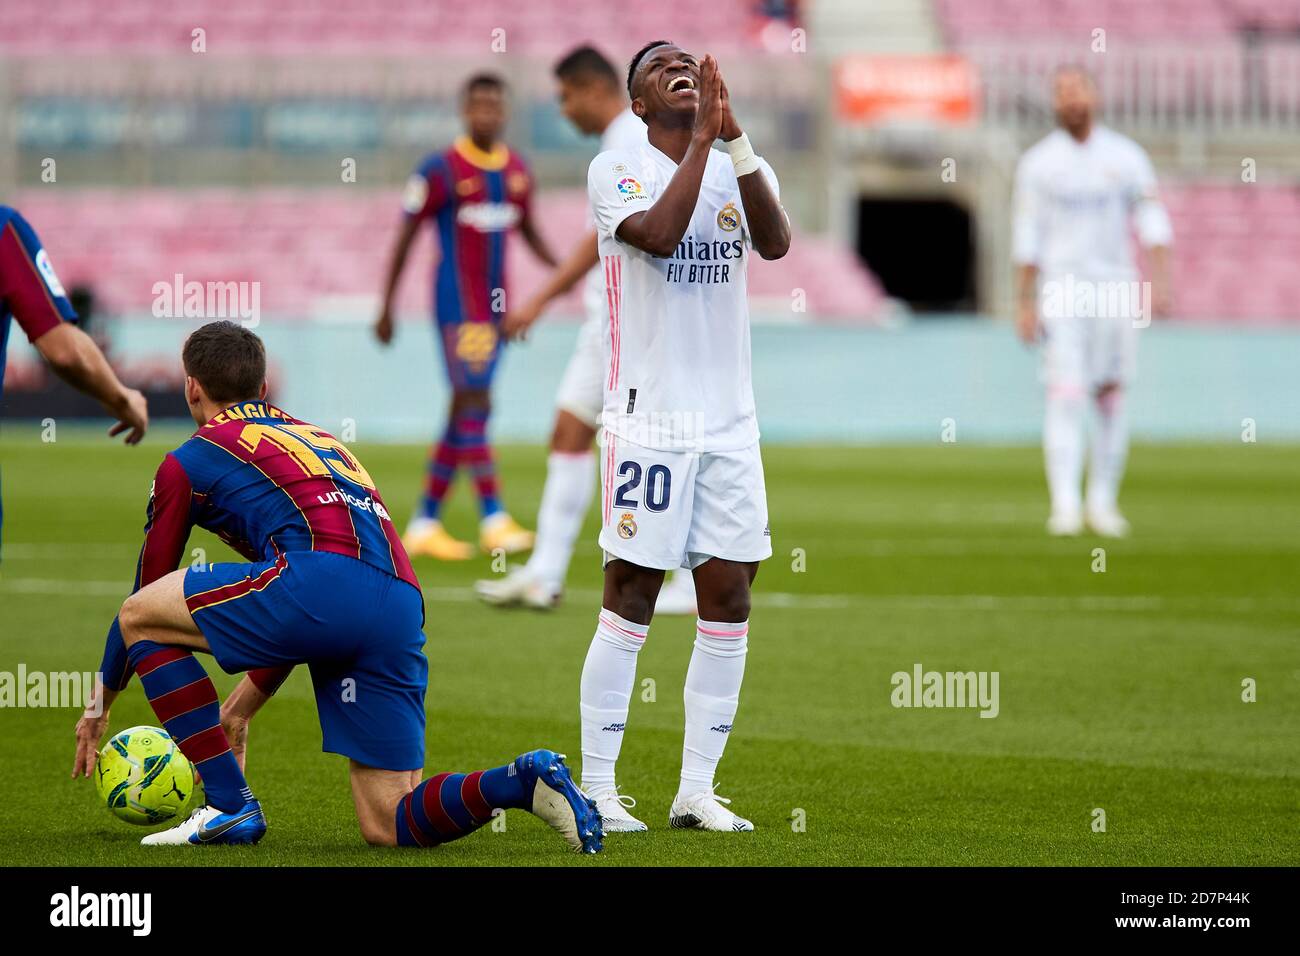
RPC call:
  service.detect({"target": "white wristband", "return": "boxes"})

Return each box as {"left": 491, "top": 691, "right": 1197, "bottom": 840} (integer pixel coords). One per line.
{"left": 725, "top": 133, "right": 760, "bottom": 177}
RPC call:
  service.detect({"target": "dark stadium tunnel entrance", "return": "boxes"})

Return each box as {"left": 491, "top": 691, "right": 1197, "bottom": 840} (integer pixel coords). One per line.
{"left": 855, "top": 197, "right": 976, "bottom": 312}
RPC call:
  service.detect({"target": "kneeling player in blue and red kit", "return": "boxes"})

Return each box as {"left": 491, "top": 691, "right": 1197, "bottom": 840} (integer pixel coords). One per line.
{"left": 70, "top": 321, "right": 601, "bottom": 853}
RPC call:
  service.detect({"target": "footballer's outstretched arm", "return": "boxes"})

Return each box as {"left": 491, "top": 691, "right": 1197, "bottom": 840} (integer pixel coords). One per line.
{"left": 220, "top": 669, "right": 293, "bottom": 772}
{"left": 520, "top": 206, "right": 560, "bottom": 269}
{"left": 504, "top": 231, "right": 598, "bottom": 340}
{"left": 375, "top": 216, "right": 421, "bottom": 345}
{"left": 31, "top": 311, "right": 149, "bottom": 444}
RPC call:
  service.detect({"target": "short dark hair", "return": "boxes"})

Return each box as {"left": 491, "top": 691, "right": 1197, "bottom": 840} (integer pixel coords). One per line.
{"left": 464, "top": 72, "right": 506, "bottom": 99}
{"left": 555, "top": 46, "right": 619, "bottom": 87}
{"left": 627, "top": 39, "right": 673, "bottom": 97}
{"left": 182, "top": 321, "right": 266, "bottom": 405}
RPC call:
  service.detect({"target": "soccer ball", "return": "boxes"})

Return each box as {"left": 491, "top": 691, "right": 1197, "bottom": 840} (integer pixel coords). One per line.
{"left": 94, "top": 726, "right": 198, "bottom": 825}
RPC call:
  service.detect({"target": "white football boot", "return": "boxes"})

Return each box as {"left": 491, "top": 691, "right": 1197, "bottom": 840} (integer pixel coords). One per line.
{"left": 589, "top": 787, "right": 648, "bottom": 833}
{"left": 1046, "top": 509, "right": 1084, "bottom": 536}
{"left": 669, "top": 786, "right": 754, "bottom": 832}
{"left": 474, "top": 568, "right": 561, "bottom": 609}
{"left": 1086, "top": 506, "right": 1131, "bottom": 538}
{"left": 654, "top": 571, "right": 698, "bottom": 616}
{"left": 141, "top": 800, "right": 266, "bottom": 846}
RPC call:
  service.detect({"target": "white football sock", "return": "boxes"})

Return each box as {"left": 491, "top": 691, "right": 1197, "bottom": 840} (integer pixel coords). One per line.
{"left": 525, "top": 451, "right": 595, "bottom": 593}
{"left": 579, "top": 609, "right": 646, "bottom": 797}
{"left": 1087, "top": 388, "right": 1129, "bottom": 513}
{"left": 678, "top": 619, "right": 748, "bottom": 801}
{"left": 1044, "top": 387, "right": 1086, "bottom": 516}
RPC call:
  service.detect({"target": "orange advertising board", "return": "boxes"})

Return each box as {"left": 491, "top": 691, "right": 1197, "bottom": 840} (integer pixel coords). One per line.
{"left": 835, "top": 55, "right": 978, "bottom": 125}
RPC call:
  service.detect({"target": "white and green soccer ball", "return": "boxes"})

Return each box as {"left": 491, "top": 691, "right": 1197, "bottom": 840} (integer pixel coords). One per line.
{"left": 94, "top": 726, "right": 198, "bottom": 825}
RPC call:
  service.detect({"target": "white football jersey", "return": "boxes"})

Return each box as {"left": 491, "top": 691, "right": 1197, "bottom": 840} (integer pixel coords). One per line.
{"left": 1012, "top": 125, "right": 1172, "bottom": 281}
{"left": 587, "top": 143, "right": 779, "bottom": 453}
{"left": 583, "top": 109, "right": 649, "bottom": 322}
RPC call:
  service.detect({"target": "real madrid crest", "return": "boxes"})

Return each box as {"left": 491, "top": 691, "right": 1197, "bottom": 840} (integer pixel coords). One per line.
{"left": 617, "top": 513, "right": 638, "bottom": 539}
{"left": 716, "top": 201, "right": 740, "bottom": 232}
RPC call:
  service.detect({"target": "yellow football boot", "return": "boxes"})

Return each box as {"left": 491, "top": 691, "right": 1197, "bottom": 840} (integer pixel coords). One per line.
{"left": 402, "top": 518, "right": 475, "bottom": 561}
{"left": 479, "top": 512, "right": 535, "bottom": 555}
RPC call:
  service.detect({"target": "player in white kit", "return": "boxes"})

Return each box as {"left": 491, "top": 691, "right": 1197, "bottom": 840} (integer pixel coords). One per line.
{"left": 575, "top": 41, "right": 789, "bottom": 833}
{"left": 1013, "top": 66, "right": 1172, "bottom": 537}
{"left": 474, "top": 46, "right": 697, "bottom": 614}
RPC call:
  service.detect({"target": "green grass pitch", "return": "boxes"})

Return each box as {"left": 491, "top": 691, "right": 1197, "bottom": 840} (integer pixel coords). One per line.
{"left": 0, "top": 428, "right": 1296, "bottom": 866}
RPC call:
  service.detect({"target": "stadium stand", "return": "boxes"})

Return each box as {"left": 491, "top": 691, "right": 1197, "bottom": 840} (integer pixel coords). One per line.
{"left": 12, "top": 189, "right": 885, "bottom": 321}
{"left": 0, "top": 0, "right": 768, "bottom": 55}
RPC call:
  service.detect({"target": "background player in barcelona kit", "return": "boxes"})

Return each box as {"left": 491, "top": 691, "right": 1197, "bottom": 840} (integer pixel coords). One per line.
{"left": 70, "top": 321, "right": 601, "bottom": 853}
{"left": 0, "top": 206, "right": 149, "bottom": 544}
{"left": 574, "top": 42, "right": 789, "bottom": 833}
{"left": 376, "top": 73, "right": 558, "bottom": 561}
{"left": 473, "top": 45, "right": 697, "bottom": 616}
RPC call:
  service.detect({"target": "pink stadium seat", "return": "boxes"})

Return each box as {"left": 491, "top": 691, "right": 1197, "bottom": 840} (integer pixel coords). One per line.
{"left": 16, "top": 182, "right": 1300, "bottom": 322}
{"left": 0, "top": 0, "right": 764, "bottom": 54}
{"left": 12, "top": 189, "right": 885, "bottom": 322}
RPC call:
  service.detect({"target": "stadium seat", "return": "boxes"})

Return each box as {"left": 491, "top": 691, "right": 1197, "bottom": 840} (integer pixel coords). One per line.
{"left": 13, "top": 189, "right": 886, "bottom": 322}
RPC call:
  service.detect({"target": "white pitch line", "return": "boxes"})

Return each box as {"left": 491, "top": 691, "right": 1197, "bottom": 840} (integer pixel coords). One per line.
{"left": 2, "top": 543, "right": 139, "bottom": 559}
{"left": 6, "top": 578, "right": 1294, "bottom": 616}
{"left": 6, "top": 536, "right": 1299, "bottom": 563}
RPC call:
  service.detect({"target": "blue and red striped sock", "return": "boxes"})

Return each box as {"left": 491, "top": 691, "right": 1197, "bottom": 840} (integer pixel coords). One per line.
{"left": 455, "top": 407, "right": 501, "bottom": 518}
{"left": 420, "top": 423, "right": 459, "bottom": 520}
{"left": 394, "top": 765, "right": 529, "bottom": 847}
{"left": 125, "top": 640, "right": 251, "bottom": 813}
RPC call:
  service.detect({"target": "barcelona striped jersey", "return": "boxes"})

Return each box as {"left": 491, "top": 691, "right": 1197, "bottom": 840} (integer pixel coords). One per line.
{"left": 135, "top": 401, "right": 419, "bottom": 594}
{"left": 401, "top": 135, "right": 534, "bottom": 325}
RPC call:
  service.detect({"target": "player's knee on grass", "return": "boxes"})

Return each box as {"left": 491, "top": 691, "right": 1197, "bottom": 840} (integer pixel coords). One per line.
{"left": 350, "top": 761, "right": 408, "bottom": 847}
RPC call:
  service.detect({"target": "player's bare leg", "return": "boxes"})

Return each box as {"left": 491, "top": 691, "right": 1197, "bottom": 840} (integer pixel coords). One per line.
{"left": 1085, "top": 381, "right": 1131, "bottom": 537}
{"left": 667, "top": 558, "right": 756, "bottom": 832}
{"left": 352, "top": 754, "right": 602, "bottom": 853}
{"left": 112, "top": 569, "right": 266, "bottom": 845}
{"left": 117, "top": 570, "right": 208, "bottom": 652}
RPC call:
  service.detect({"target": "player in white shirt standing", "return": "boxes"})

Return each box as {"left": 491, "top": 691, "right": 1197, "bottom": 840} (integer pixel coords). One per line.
{"left": 475, "top": 45, "right": 697, "bottom": 615}
{"left": 575, "top": 41, "right": 789, "bottom": 833}
{"left": 1013, "top": 66, "right": 1172, "bottom": 537}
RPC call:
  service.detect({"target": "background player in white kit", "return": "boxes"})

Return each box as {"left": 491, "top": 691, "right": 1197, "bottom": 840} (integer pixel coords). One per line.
{"left": 574, "top": 41, "right": 789, "bottom": 833}
{"left": 475, "top": 46, "right": 697, "bottom": 614}
{"left": 1013, "top": 66, "right": 1173, "bottom": 537}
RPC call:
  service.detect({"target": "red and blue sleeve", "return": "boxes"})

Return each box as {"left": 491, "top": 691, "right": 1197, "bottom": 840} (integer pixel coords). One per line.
{"left": 512, "top": 154, "right": 534, "bottom": 216}
{"left": 401, "top": 154, "right": 450, "bottom": 222}
{"left": 0, "top": 212, "right": 77, "bottom": 342}
{"left": 99, "top": 453, "right": 196, "bottom": 691}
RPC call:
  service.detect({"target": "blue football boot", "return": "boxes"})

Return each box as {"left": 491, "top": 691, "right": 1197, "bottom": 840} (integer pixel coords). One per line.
{"left": 513, "top": 750, "right": 603, "bottom": 854}
{"left": 140, "top": 800, "right": 267, "bottom": 846}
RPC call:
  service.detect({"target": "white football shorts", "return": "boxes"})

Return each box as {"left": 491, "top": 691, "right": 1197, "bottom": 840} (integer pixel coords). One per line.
{"left": 1041, "top": 312, "right": 1138, "bottom": 391}
{"left": 598, "top": 435, "right": 772, "bottom": 571}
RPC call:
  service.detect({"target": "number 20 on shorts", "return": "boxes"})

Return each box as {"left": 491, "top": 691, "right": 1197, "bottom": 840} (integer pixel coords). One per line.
{"left": 613, "top": 460, "right": 672, "bottom": 512}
